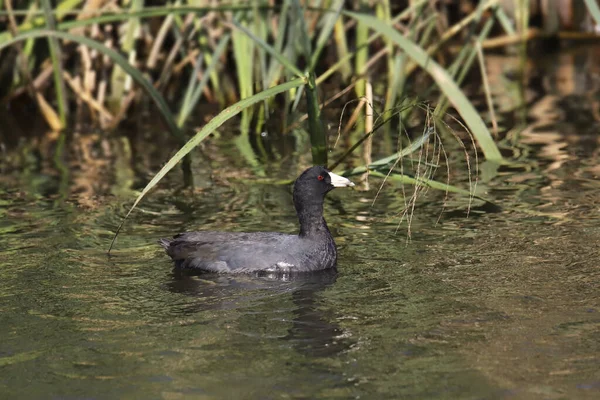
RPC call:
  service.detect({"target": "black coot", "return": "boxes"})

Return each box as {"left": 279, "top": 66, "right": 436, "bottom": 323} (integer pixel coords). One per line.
{"left": 159, "top": 166, "right": 355, "bottom": 273}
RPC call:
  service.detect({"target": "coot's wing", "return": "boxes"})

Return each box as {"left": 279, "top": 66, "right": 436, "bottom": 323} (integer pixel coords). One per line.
{"left": 161, "top": 232, "right": 303, "bottom": 273}
{"left": 172, "top": 231, "right": 269, "bottom": 243}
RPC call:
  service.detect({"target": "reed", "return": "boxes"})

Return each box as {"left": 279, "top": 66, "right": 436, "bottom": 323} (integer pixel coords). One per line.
{"left": 109, "top": 77, "right": 307, "bottom": 252}
{"left": 3, "top": 0, "right": 598, "bottom": 244}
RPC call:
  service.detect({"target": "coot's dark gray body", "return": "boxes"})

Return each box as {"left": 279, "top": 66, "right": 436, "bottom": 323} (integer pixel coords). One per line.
{"left": 159, "top": 231, "right": 336, "bottom": 273}
{"left": 159, "top": 166, "right": 354, "bottom": 274}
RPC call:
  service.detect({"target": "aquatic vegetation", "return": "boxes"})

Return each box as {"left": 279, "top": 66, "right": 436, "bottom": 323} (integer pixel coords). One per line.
{"left": 2, "top": 0, "right": 599, "bottom": 243}
{"left": 0, "top": 1, "right": 509, "bottom": 158}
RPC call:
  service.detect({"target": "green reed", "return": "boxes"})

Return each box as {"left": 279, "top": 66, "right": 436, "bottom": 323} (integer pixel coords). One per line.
{"left": 6, "top": 0, "right": 594, "bottom": 246}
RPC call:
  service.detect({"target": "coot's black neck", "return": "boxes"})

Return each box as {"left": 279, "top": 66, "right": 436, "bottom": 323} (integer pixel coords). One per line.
{"left": 298, "top": 204, "right": 331, "bottom": 238}
{"left": 294, "top": 193, "right": 332, "bottom": 239}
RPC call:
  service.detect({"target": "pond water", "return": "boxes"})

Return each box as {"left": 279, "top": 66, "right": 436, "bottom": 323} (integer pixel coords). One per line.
{"left": 1, "top": 46, "right": 599, "bottom": 399}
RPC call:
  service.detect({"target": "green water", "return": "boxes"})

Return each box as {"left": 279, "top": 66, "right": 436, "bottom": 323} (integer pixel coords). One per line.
{"left": 1, "top": 48, "right": 600, "bottom": 399}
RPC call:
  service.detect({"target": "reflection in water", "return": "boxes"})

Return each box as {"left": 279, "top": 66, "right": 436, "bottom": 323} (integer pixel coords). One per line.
{"left": 483, "top": 44, "right": 600, "bottom": 226}
{"left": 166, "top": 269, "right": 352, "bottom": 358}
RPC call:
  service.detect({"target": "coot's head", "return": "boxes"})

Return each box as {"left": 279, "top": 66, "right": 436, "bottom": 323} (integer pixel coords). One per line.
{"left": 293, "top": 166, "right": 354, "bottom": 207}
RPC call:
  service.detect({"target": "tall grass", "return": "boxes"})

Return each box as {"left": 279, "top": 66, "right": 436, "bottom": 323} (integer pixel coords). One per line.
{"left": 109, "top": 76, "right": 307, "bottom": 252}
{"left": 3, "top": 1, "right": 598, "bottom": 246}
{"left": 0, "top": 2, "right": 509, "bottom": 159}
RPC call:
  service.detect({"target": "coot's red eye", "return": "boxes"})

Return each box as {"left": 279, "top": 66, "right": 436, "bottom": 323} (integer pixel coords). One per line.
{"left": 317, "top": 175, "right": 324, "bottom": 181}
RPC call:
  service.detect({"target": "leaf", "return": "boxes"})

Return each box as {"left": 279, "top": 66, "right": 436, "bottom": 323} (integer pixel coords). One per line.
{"left": 231, "top": 18, "right": 304, "bottom": 79}
{"left": 178, "top": 33, "right": 230, "bottom": 127}
{"left": 310, "top": 0, "right": 344, "bottom": 70}
{"left": 108, "top": 77, "right": 306, "bottom": 252}
{"left": 341, "top": 128, "right": 433, "bottom": 176}
{"left": 344, "top": 11, "right": 503, "bottom": 162}
{"left": 584, "top": 0, "right": 600, "bottom": 27}
{"left": 369, "top": 171, "right": 491, "bottom": 203}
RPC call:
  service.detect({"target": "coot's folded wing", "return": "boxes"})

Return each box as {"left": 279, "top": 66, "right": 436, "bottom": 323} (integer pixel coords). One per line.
{"left": 160, "top": 232, "right": 301, "bottom": 273}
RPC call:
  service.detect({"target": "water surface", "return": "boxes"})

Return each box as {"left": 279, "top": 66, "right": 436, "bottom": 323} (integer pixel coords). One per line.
{"left": 1, "top": 46, "right": 600, "bottom": 399}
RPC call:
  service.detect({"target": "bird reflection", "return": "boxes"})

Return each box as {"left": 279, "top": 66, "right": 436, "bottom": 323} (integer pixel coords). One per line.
{"left": 165, "top": 269, "right": 353, "bottom": 358}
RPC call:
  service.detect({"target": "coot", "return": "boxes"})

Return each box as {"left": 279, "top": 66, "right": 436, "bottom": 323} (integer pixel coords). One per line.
{"left": 159, "top": 166, "right": 354, "bottom": 273}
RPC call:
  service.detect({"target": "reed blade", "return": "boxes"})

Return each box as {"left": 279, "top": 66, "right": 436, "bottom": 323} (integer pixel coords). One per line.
{"left": 41, "top": 0, "right": 67, "bottom": 128}
{"left": 344, "top": 11, "right": 503, "bottom": 162}
{"left": 108, "top": 77, "right": 306, "bottom": 253}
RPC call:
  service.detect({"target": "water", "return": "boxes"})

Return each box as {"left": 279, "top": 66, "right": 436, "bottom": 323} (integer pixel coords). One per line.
{"left": 1, "top": 47, "right": 600, "bottom": 399}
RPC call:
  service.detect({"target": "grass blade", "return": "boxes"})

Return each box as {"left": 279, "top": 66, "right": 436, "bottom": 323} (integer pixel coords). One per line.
{"left": 369, "top": 170, "right": 489, "bottom": 202}
{"left": 341, "top": 127, "right": 433, "bottom": 176}
{"left": 333, "top": 17, "right": 351, "bottom": 79}
{"left": 584, "top": 0, "right": 600, "bottom": 27}
{"left": 305, "top": 73, "right": 327, "bottom": 164}
{"left": 266, "top": 0, "right": 291, "bottom": 86}
{"left": 177, "top": 33, "right": 230, "bottom": 127}
{"left": 0, "top": 0, "right": 81, "bottom": 43}
{"left": 309, "top": 0, "right": 344, "bottom": 70}
{"left": 231, "top": 17, "right": 304, "bottom": 79}
{"left": 232, "top": 15, "right": 254, "bottom": 136}
{"left": 493, "top": 4, "right": 516, "bottom": 35}
{"left": 178, "top": 51, "right": 204, "bottom": 127}
{"left": 435, "top": 18, "right": 494, "bottom": 116}
{"left": 354, "top": 4, "right": 369, "bottom": 99}
{"left": 316, "top": 0, "right": 428, "bottom": 85}
{"left": 291, "top": 0, "right": 312, "bottom": 61}
{"left": 344, "top": 11, "right": 503, "bottom": 162}
{"left": 108, "top": 77, "right": 306, "bottom": 253}
{"left": 108, "top": 0, "right": 142, "bottom": 110}
{"left": 289, "top": 0, "right": 327, "bottom": 164}
{"left": 41, "top": 0, "right": 67, "bottom": 127}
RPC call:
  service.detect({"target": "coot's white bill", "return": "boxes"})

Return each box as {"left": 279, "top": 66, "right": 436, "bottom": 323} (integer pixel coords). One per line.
{"left": 329, "top": 172, "right": 355, "bottom": 187}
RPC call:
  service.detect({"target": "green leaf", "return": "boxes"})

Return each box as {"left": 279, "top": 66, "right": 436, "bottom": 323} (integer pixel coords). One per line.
{"left": 108, "top": 77, "right": 307, "bottom": 252}
{"left": 369, "top": 170, "right": 489, "bottom": 202}
{"left": 310, "top": 0, "right": 344, "bottom": 70}
{"left": 584, "top": 0, "right": 600, "bottom": 27}
{"left": 41, "top": 0, "right": 67, "bottom": 127}
{"left": 178, "top": 33, "right": 230, "bottom": 127}
{"left": 344, "top": 11, "right": 503, "bottom": 162}
{"left": 341, "top": 128, "right": 433, "bottom": 176}
{"left": 291, "top": 0, "right": 312, "bottom": 62}
{"left": 231, "top": 18, "right": 304, "bottom": 79}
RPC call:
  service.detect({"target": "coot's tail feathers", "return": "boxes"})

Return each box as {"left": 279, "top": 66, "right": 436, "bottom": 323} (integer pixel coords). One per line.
{"left": 158, "top": 238, "right": 172, "bottom": 250}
